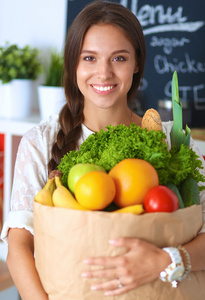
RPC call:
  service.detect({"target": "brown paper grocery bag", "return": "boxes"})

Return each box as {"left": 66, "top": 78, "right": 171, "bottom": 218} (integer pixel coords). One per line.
{"left": 34, "top": 203, "right": 205, "bottom": 300}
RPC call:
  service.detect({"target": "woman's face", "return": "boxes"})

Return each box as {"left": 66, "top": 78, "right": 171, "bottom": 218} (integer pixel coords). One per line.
{"left": 76, "top": 23, "right": 137, "bottom": 110}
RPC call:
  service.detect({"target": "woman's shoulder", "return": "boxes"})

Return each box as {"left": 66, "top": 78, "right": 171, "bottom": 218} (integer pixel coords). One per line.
{"left": 21, "top": 114, "right": 60, "bottom": 146}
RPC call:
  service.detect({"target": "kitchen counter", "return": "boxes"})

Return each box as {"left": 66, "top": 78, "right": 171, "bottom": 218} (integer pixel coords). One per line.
{"left": 191, "top": 128, "right": 205, "bottom": 141}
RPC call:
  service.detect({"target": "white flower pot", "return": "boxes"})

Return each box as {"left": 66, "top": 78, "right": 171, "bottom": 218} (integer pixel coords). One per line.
{"left": 38, "top": 86, "right": 66, "bottom": 120}
{"left": 0, "top": 79, "right": 34, "bottom": 119}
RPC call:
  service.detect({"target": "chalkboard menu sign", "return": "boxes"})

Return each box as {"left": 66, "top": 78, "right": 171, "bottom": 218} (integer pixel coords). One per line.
{"left": 66, "top": 0, "right": 205, "bottom": 127}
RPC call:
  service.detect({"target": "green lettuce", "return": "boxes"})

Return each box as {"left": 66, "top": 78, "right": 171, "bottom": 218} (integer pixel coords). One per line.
{"left": 168, "top": 145, "right": 205, "bottom": 190}
{"left": 58, "top": 124, "right": 205, "bottom": 190}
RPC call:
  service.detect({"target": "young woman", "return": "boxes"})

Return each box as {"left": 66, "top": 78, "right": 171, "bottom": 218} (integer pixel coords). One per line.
{"left": 1, "top": 1, "right": 205, "bottom": 299}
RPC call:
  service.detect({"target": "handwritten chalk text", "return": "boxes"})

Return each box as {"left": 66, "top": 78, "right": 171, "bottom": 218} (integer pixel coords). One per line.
{"left": 154, "top": 53, "right": 205, "bottom": 74}
{"left": 150, "top": 36, "right": 190, "bottom": 54}
{"left": 120, "top": 0, "right": 204, "bottom": 34}
{"left": 120, "top": 0, "right": 187, "bottom": 26}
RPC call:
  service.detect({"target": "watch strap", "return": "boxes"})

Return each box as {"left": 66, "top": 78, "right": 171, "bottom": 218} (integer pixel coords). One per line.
{"left": 159, "top": 247, "right": 185, "bottom": 288}
{"left": 163, "top": 247, "right": 182, "bottom": 264}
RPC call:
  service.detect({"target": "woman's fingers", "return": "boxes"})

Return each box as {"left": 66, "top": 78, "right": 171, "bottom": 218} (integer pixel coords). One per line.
{"left": 82, "top": 264, "right": 129, "bottom": 279}
{"left": 91, "top": 278, "right": 122, "bottom": 291}
{"left": 82, "top": 238, "right": 153, "bottom": 281}
{"left": 104, "top": 284, "right": 135, "bottom": 296}
{"left": 83, "top": 254, "right": 127, "bottom": 268}
{"left": 82, "top": 237, "right": 145, "bottom": 270}
{"left": 81, "top": 237, "right": 165, "bottom": 296}
{"left": 109, "top": 237, "right": 137, "bottom": 247}
{"left": 109, "top": 237, "right": 145, "bottom": 249}
{"left": 90, "top": 278, "right": 137, "bottom": 296}
{"left": 82, "top": 267, "right": 117, "bottom": 279}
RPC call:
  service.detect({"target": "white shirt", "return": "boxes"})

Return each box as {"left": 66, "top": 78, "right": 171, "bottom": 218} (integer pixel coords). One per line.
{"left": 1, "top": 115, "right": 205, "bottom": 243}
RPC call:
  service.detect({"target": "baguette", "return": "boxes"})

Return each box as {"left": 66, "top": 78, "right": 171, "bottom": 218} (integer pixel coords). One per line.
{"left": 141, "top": 108, "right": 163, "bottom": 131}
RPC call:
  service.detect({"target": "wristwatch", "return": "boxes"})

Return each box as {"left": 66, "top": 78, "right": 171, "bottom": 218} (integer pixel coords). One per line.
{"left": 159, "top": 247, "right": 185, "bottom": 287}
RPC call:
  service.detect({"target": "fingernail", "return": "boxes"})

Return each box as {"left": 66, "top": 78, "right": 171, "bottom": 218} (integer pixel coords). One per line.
{"left": 91, "top": 285, "right": 97, "bottom": 290}
{"left": 83, "top": 259, "right": 90, "bottom": 264}
{"left": 104, "top": 291, "right": 112, "bottom": 296}
{"left": 109, "top": 239, "right": 117, "bottom": 245}
{"left": 81, "top": 272, "right": 88, "bottom": 277}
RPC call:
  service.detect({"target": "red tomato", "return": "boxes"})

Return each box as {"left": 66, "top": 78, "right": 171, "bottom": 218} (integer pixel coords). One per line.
{"left": 143, "top": 185, "right": 179, "bottom": 213}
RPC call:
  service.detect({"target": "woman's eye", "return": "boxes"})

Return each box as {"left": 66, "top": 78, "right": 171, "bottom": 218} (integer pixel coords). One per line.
{"left": 83, "top": 56, "right": 96, "bottom": 61}
{"left": 113, "top": 56, "right": 126, "bottom": 62}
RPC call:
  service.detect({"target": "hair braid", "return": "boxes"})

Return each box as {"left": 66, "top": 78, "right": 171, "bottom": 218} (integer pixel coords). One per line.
{"left": 48, "top": 101, "right": 84, "bottom": 174}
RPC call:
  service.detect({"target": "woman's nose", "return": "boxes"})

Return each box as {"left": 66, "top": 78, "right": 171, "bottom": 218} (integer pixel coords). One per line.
{"left": 97, "top": 60, "right": 112, "bottom": 80}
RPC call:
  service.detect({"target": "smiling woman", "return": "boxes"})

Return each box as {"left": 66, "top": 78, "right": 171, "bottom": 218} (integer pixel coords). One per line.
{"left": 1, "top": 1, "right": 205, "bottom": 300}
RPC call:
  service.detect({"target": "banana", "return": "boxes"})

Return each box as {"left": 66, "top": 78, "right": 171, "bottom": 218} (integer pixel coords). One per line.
{"left": 48, "top": 169, "right": 63, "bottom": 179}
{"left": 53, "top": 175, "right": 87, "bottom": 210}
{"left": 34, "top": 177, "right": 56, "bottom": 206}
{"left": 113, "top": 204, "right": 144, "bottom": 215}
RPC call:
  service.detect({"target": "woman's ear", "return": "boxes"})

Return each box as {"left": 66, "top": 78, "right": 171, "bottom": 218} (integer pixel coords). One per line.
{"left": 134, "top": 64, "right": 139, "bottom": 73}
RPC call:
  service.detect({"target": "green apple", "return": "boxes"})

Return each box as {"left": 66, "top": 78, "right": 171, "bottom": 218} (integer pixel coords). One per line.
{"left": 67, "top": 163, "right": 106, "bottom": 194}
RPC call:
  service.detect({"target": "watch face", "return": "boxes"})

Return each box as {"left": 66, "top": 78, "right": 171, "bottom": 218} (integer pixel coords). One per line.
{"left": 168, "top": 266, "right": 185, "bottom": 282}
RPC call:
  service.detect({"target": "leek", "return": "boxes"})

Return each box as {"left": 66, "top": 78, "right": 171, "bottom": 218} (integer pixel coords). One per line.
{"left": 170, "top": 71, "right": 191, "bottom": 149}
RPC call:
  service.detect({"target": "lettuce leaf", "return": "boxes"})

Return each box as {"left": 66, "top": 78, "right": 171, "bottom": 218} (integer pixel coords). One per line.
{"left": 58, "top": 123, "right": 205, "bottom": 190}
{"left": 168, "top": 145, "right": 205, "bottom": 191}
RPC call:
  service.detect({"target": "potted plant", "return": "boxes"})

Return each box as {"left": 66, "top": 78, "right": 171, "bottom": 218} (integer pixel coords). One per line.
{"left": 0, "top": 43, "right": 43, "bottom": 119}
{"left": 38, "top": 51, "right": 66, "bottom": 120}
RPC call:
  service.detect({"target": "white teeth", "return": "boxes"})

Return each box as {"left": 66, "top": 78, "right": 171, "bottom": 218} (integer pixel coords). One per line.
{"left": 93, "top": 85, "right": 114, "bottom": 91}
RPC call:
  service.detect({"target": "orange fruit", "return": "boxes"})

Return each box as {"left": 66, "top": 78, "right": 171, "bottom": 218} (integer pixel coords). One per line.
{"left": 74, "top": 171, "right": 116, "bottom": 210}
{"left": 109, "top": 158, "right": 159, "bottom": 207}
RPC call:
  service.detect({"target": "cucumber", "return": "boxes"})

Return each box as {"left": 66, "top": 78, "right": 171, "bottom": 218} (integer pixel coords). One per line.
{"left": 103, "top": 201, "right": 120, "bottom": 212}
{"left": 166, "top": 182, "right": 184, "bottom": 208}
{"left": 180, "top": 177, "right": 200, "bottom": 207}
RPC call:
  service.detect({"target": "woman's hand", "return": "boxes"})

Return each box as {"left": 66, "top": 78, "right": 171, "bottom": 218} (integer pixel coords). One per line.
{"left": 82, "top": 237, "right": 170, "bottom": 296}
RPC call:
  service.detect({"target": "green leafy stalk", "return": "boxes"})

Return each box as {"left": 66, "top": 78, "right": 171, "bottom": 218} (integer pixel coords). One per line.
{"left": 170, "top": 71, "right": 191, "bottom": 149}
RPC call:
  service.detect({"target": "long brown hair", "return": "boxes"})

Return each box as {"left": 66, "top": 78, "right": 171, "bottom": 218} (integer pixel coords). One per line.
{"left": 48, "top": 0, "right": 146, "bottom": 173}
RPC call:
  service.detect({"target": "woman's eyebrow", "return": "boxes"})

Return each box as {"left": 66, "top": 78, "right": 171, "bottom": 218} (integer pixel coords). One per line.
{"left": 81, "top": 49, "right": 131, "bottom": 55}
{"left": 112, "top": 49, "right": 131, "bottom": 55}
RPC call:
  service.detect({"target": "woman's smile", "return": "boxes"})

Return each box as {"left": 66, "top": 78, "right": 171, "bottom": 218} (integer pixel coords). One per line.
{"left": 91, "top": 84, "right": 117, "bottom": 94}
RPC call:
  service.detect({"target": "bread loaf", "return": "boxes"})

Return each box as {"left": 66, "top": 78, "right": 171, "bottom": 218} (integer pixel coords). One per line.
{"left": 141, "top": 108, "right": 163, "bottom": 131}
